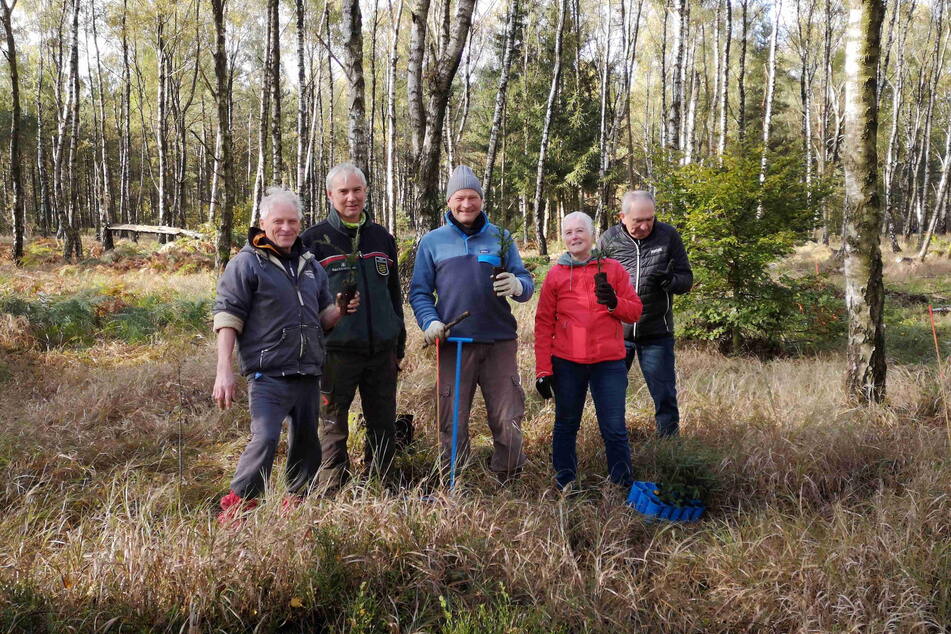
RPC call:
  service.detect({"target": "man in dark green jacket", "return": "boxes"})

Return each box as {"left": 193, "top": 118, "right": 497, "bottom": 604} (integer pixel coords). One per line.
{"left": 300, "top": 163, "right": 406, "bottom": 487}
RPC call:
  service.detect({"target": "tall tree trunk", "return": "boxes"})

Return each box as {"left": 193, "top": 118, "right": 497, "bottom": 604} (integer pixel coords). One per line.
{"left": 717, "top": 0, "right": 731, "bottom": 156}
{"left": 667, "top": 0, "right": 687, "bottom": 152}
{"left": 62, "top": 0, "right": 82, "bottom": 260}
{"left": 595, "top": 0, "right": 613, "bottom": 228}
{"left": 35, "top": 32, "right": 50, "bottom": 236}
{"left": 296, "top": 0, "right": 309, "bottom": 217}
{"left": 843, "top": 0, "right": 886, "bottom": 403}
{"left": 385, "top": 0, "right": 404, "bottom": 233}
{"left": 91, "top": 3, "right": 115, "bottom": 249}
{"left": 251, "top": 15, "right": 273, "bottom": 226}
{"left": 737, "top": 0, "right": 748, "bottom": 141}
{"left": 531, "top": 0, "right": 567, "bottom": 256}
{"left": 120, "top": 0, "right": 131, "bottom": 224}
{"left": 268, "top": 0, "right": 283, "bottom": 185}
{"left": 758, "top": 0, "right": 781, "bottom": 192}
{"left": 156, "top": 15, "right": 170, "bottom": 231}
{"left": 1, "top": 0, "right": 24, "bottom": 262}
{"left": 212, "top": 0, "right": 234, "bottom": 270}
{"left": 918, "top": 118, "right": 951, "bottom": 261}
{"left": 407, "top": 0, "right": 477, "bottom": 234}
{"left": 342, "top": 0, "right": 369, "bottom": 177}
{"left": 483, "top": 0, "right": 519, "bottom": 212}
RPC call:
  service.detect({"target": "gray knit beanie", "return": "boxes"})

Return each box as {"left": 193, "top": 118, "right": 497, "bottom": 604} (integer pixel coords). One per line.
{"left": 446, "top": 165, "right": 484, "bottom": 200}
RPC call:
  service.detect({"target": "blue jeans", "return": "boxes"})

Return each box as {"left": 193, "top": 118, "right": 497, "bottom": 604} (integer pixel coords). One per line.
{"left": 551, "top": 356, "right": 632, "bottom": 488}
{"left": 625, "top": 336, "right": 680, "bottom": 437}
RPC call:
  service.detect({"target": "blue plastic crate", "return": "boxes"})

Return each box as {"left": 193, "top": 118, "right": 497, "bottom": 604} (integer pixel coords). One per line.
{"left": 626, "top": 481, "right": 705, "bottom": 522}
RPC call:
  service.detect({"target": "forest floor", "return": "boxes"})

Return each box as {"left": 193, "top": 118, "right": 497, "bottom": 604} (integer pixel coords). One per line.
{"left": 0, "top": 236, "right": 949, "bottom": 632}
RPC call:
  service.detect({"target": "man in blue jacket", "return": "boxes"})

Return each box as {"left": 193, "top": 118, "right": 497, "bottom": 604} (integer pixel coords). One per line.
{"left": 212, "top": 187, "right": 358, "bottom": 524}
{"left": 409, "top": 165, "right": 534, "bottom": 480}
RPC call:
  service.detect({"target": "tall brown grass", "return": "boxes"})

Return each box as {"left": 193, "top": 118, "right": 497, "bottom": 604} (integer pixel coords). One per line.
{"left": 0, "top": 243, "right": 948, "bottom": 631}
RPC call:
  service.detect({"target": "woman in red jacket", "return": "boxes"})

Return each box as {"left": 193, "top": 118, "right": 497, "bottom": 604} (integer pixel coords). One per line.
{"left": 534, "top": 212, "right": 643, "bottom": 489}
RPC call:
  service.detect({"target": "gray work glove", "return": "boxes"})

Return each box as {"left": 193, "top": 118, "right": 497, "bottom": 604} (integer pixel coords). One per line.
{"left": 492, "top": 272, "right": 523, "bottom": 297}
{"left": 424, "top": 321, "right": 447, "bottom": 346}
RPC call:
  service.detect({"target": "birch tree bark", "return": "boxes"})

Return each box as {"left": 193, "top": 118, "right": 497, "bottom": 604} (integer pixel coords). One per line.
{"left": 0, "top": 0, "right": 24, "bottom": 262}
{"left": 385, "top": 0, "right": 403, "bottom": 233}
{"left": 737, "top": 0, "right": 748, "bottom": 141}
{"left": 156, "top": 15, "right": 171, "bottom": 231}
{"left": 212, "top": 0, "right": 234, "bottom": 270}
{"left": 342, "top": 0, "right": 369, "bottom": 177}
{"left": 406, "top": 0, "right": 477, "bottom": 234}
{"left": 251, "top": 14, "right": 273, "bottom": 226}
{"left": 482, "top": 0, "right": 519, "bottom": 214}
{"left": 295, "top": 0, "right": 310, "bottom": 219}
{"left": 843, "top": 0, "right": 886, "bottom": 403}
{"left": 717, "top": 0, "right": 732, "bottom": 157}
{"left": 531, "top": 0, "right": 567, "bottom": 256}
{"left": 90, "top": 3, "right": 114, "bottom": 249}
{"left": 268, "top": 0, "right": 283, "bottom": 185}
{"left": 667, "top": 0, "right": 687, "bottom": 152}
{"left": 759, "top": 0, "right": 782, "bottom": 190}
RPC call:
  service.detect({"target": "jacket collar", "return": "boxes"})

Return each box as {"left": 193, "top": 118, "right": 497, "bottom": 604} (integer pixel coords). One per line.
{"left": 444, "top": 209, "right": 489, "bottom": 237}
{"left": 248, "top": 226, "right": 304, "bottom": 260}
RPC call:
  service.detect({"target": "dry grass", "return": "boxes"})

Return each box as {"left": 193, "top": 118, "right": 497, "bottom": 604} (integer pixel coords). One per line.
{"left": 0, "top": 246, "right": 949, "bottom": 632}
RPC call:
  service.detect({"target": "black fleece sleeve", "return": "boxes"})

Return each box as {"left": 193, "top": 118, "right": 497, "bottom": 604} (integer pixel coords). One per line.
{"left": 667, "top": 229, "right": 693, "bottom": 295}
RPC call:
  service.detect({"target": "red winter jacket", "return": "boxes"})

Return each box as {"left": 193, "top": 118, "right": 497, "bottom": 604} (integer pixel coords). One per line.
{"left": 534, "top": 255, "right": 643, "bottom": 377}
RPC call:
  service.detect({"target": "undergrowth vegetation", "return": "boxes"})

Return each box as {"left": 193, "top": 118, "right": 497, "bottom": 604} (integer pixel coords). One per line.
{"left": 0, "top": 237, "right": 948, "bottom": 631}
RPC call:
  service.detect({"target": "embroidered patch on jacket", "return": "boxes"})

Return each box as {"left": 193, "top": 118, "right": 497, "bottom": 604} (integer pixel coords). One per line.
{"left": 375, "top": 256, "right": 390, "bottom": 276}
{"left": 650, "top": 247, "right": 664, "bottom": 254}
{"left": 303, "top": 269, "right": 315, "bottom": 279}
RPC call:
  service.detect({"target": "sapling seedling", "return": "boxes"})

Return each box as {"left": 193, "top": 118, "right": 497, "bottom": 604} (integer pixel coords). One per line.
{"left": 319, "top": 221, "right": 363, "bottom": 310}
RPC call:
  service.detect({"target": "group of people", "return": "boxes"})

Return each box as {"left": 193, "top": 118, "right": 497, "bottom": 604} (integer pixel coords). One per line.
{"left": 211, "top": 163, "right": 692, "bottom": 523}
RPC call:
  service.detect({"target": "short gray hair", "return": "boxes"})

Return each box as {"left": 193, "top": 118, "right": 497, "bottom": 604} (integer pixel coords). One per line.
{"left": 260, "top": 186, "right": 303, "bottom": 220}
{"left": 326, "top": 162, "right": 367, "bottom": 191}
{"left": 621, "top": 190, "right": 656, "bottom": 216}
{"left": 562, "top": 211, "right": 594, "bottom": 234}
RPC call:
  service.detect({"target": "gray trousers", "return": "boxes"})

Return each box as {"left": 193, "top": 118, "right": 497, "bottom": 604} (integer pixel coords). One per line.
{"left": 230, "top": 374, "right": 321, "bottom": 498}
{"left": 437, "top": 339, "right": 526, "bottom": 475}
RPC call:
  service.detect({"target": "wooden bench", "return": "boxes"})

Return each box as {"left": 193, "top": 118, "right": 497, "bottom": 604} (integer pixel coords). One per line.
{"left": 106, "top": 224, "right": 203, "bottom": 242}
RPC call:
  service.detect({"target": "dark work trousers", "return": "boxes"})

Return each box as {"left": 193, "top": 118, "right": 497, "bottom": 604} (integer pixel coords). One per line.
{"left": 318, "top": 347, "right": 398, "bottom": 487}
{"left": 437, "top": 339, "right": 526, "bottom": 476}
{"left": 551, "top": 356, "right": 632, "bottom": 488}
{"left": 625, "top": 335, "right": 680, "bottom": 437}
{"left": 230, "top": 374, "right": 321, "bottom": 499}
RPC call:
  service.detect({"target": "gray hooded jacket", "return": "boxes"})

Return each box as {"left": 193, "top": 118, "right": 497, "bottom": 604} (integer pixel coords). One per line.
{"left": 213, "top": 230, "right": 334, "bottom": 377}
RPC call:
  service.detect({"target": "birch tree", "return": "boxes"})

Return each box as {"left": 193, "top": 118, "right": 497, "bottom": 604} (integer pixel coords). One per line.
{"left": 843, "top": 0, "right": 886, "bottom": 403}
{"left": 531, "top": 0, "right": 567, "bottom": 256}
{"left": 1, "top": 0, "right": 24, "bottom": 262}
{"left": 342, "top": 0, "right": 369, "bottom": 177}
{"left": 483, "top": 0, "right": 520, "bottom": 213}
{"left": 211, "top": 0, "right": 234, "bottom": 270}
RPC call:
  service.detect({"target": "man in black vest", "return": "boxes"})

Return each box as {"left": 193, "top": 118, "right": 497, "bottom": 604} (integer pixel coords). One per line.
{"left": 597, "top": 191, "right": 693, "bottom": 436}
{"left": 301, "top": 163, "right": 406, "bottom": 488}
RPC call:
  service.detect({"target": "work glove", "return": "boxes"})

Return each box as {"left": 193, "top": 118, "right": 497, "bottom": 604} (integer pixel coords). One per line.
{"left": 535, "top": 375, "right": 554, "bottom": 400}
{"left": 424, "top": 320, "right": 447, "bottom": 346}
{"left": 594, "top": 278, "right": 619, "bottom": 310}
{"left": 645, "top": 263, "right": 674, "bottom": 291}
{"left": 492, "top": 272, "right": 523, "bottom": 298}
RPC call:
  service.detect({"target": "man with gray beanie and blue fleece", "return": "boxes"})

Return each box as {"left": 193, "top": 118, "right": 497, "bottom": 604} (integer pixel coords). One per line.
{"left": 409, "top": 165, "right": 534, "bottom": 480}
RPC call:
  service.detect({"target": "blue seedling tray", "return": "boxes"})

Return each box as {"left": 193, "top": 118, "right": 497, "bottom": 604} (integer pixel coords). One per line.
{"left": 625, "top": 481, "right": 705, "bottom": 522}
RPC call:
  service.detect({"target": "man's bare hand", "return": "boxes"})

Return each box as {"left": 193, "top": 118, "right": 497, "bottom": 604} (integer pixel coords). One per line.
{"left": 336, "top": 290, "right": 360, "bottom": 315}
{"left": 213, "top": 368, "right": 236, "bottom": 409}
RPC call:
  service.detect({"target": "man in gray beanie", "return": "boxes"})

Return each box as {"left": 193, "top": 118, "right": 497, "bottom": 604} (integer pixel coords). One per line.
{"left": 409, "top": 165, "right": 534, "bottom": 481}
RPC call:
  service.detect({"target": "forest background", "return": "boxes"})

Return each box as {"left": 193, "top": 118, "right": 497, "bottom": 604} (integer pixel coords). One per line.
{"left": 0, "top": 0, "right": 949, "bottom": 630}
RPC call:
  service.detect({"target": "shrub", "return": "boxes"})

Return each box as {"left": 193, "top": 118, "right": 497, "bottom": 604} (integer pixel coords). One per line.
{"left": 654, "top": 149, "right": 830, "bottom": 354}
{"left": 639, "top": 437, "right": 723, "bottom": 507}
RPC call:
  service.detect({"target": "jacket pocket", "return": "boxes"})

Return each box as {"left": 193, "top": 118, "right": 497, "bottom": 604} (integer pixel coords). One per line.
{"left": 258, "top": 326, "right": 306, "bottom": 371}
{"left": 300, "top": 324, "right": 326, "bottom": 369}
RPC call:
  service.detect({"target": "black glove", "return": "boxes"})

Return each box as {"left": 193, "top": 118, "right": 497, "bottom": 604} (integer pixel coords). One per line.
{"left": 594, "top": 278, "right": 618, "bottom": 310}
{"left": 535, "top": 376, "right": 553, "bottom": 400}
{"left": 645, "top": 263, "right": 674, "bottom": 291}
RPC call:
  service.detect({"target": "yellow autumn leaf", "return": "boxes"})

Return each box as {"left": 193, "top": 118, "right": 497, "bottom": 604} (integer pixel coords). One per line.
{"left": 289, "top": 597, "right": 303, "bottom": 608}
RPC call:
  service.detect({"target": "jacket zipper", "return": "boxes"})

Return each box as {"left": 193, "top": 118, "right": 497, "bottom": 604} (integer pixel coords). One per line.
{"left": 263, "top": 251, "right": 309, "bottom": 374}
{"left": 632, "top": 239, "right": 641, "bottom": 339}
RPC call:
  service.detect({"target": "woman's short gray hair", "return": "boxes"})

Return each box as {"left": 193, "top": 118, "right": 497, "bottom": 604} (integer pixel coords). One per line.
{"left": 326, "top": 162, "right": 367, "bottom": 191}
{"left": 260, "top": 186, "right": 303, "bottom": 220}
{"left": 562, "top": 211, "right": 594, "bottom": 234}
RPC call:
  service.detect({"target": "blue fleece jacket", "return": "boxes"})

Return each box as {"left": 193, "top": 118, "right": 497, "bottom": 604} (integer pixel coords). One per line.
{"left": 409, "top": 211, "right": 534, "bottom": 342}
